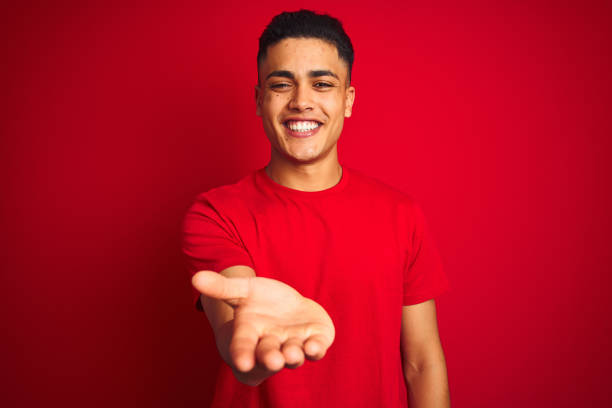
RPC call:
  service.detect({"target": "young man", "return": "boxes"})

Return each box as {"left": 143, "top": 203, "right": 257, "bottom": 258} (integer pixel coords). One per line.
{"left": 183, "top": 10, "right": 451, "bottom": 407}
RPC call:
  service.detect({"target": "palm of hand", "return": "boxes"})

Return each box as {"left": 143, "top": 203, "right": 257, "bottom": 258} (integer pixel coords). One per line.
{"left": 194, "top": 271, "right": 335, "bottom": 383}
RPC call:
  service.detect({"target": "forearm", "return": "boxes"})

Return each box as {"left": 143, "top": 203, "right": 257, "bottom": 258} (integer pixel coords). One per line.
{"left": 404, "top": 359, "right": 450, "bottom": 408}
{"left": 197, "top": 266, "right": 275, "bottom": 386}
{"left": 202, "top": 300, "right": 271, "bottom": 387}
{"left": 201, "top": 293, "right": 234, "bottom": 332}
{"left": 200, "top": 265, "right": 256, "bottom": 332}
{"left": 201, "top": 289, "right": 241, "bottom": 368}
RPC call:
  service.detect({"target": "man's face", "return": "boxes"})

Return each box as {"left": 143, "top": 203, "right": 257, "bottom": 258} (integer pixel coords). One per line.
{"left": 256, "top": 38, "right": 355, "bottom": 164}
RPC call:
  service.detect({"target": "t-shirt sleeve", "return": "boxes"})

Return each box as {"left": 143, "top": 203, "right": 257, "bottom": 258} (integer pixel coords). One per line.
{"left": 402, "top": 202, "right": 450, "bottom": 305}
{"left": 182, "top": 193, "right": 254, "bottom": 311}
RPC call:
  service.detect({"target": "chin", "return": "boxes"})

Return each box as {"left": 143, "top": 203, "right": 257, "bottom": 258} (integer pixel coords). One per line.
{"left": 275, "top": 140, "right": 318, "bottom": 161}
{"left": 287, "top": 154, "right": 319, "bottom": 164}
{"left": 281, "top": 148, "right": 321, "bottom": 164}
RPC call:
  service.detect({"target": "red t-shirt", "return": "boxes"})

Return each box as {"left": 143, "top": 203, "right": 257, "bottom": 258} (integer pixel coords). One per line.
{"left": 182, "top": 166, "right": 450, "bottom": 407}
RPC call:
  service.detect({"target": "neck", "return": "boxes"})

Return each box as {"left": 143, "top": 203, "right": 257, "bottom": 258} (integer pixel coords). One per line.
{"left": 265, "top": 150, "right": 343, "bottom": 192}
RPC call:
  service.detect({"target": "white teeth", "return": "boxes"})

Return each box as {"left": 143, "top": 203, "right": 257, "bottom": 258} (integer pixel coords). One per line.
{"left": 286, "top": 120, "right": 320, "bottom": 132}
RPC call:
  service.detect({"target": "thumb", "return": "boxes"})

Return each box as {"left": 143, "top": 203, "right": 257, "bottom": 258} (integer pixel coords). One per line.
{"left": 192, "top": 271, "right": 250, "bottom": 301}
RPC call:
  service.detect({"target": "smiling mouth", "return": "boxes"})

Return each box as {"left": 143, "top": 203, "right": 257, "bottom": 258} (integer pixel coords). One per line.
{"left": 283, "top": 120, "right": 322, "bottom": 133}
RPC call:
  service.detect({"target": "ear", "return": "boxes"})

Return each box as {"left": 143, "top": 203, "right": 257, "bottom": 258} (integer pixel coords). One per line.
{"left": 344, "top": 85, "right": 355, "bottom": 118}
{"left": 255, "top": 85, "right": 262, "bottom": 117}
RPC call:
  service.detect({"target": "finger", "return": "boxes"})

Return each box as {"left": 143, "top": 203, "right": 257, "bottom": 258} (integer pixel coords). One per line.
{"left": 192, "top": 271, "right": 249, "bottom": 301}
{"left": 281, "top": 337, "right": 305, "bottom": 368}
{"left": 255, "top": 335, "right": 285, "bottom": 372}
{"left": 229, "top": 322, "right": 259, "bottom": 372}
{"left": 304, "top": 334, "right": 331, "bottom": 361}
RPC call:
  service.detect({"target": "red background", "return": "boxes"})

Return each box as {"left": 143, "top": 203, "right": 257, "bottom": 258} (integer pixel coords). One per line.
{"left": 2, "top": 1, "right": 611, "bottom": 407}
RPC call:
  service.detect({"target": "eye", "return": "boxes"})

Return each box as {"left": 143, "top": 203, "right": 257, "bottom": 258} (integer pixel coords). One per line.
{"left": 314, "top": 82, "right": 333, "bottom": 89}
{"left": 270, "top": 83, "right": 291, "bottom": 90}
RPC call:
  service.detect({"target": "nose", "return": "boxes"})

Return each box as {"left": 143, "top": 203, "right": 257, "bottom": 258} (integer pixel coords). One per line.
{"left": 288, "top": 84, "right": 313, "bottom": 111}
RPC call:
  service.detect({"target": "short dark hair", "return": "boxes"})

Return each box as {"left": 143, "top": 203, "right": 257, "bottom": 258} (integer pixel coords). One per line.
{"left": 257, "top": 9, "right": 354, "bottom": 83}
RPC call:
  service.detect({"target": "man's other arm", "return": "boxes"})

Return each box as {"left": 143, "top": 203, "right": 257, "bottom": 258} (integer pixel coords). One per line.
{"left": 401, "top": 299, "right": 450, "bottom": 407}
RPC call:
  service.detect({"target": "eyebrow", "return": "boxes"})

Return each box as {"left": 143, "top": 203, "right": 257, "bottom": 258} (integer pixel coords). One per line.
{"left": 266, "top": 69, "right": 339, "bottom": 80}
{"left": 310, "top": 70, "right": 339, "bottom": 79}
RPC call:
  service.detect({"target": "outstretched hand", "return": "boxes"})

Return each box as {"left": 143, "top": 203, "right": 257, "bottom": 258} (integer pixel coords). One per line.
{"left": 192, "top": 271, "right": 335, "bottom": 385}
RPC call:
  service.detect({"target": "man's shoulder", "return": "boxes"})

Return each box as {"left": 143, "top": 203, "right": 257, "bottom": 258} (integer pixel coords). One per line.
{"left": 190, "top": 170, "right": 258, "bottom": 210}
{"left": 346, "top": 167, "right": 416, "bottom": 207}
